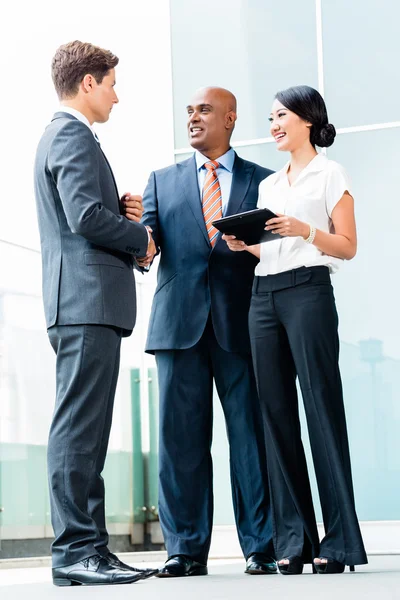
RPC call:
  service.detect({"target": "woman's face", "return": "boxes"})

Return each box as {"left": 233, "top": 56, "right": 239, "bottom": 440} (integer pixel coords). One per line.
{"left": 269, "top": 99, "right": 312, "bottom": 152}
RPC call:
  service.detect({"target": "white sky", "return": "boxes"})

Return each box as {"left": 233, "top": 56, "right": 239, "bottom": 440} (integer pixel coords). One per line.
{"left": 0, "top": 0, "right": 174, "bottom": 252}
{"left": 0, "top": 0, "right": 174, "bottom": 447}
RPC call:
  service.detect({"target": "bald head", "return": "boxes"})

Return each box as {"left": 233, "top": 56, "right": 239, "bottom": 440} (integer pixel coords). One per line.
{"left": 186, "top": 87, "right": 237, "bottom": 159}
{"left": 192, "top": 86, "right": 237, "bottom": 112}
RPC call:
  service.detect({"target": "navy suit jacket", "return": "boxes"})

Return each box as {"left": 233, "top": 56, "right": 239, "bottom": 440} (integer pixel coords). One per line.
{"left": 34, "top": 112, "right": 148, "bottom": 334}
{"left": 142, "top": 153, "right": 273, "bottom": 354}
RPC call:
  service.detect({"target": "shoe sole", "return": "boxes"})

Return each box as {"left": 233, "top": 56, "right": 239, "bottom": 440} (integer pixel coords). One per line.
{"left": 156, "top": 567, "right": 208, "bottom": 578}
{"left": 53, "top": 578, "right": 141, "bottom": 586}
{"left": 245, "top": 568, "right": 278, "bottom": 575}
{"left": 121, "top": 569, "right": 159, "bottom": 579}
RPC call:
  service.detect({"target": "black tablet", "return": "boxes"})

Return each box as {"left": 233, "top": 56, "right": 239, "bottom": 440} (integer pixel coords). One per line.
{"left": 213, "top": 208, "right": 280, "bottom": 246}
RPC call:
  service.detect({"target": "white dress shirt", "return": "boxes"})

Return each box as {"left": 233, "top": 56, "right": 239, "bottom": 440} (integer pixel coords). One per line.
{"left": 58, "top": 106, "right": 98, "bottom": 139}
{"left": 195, "top": 148, "right": 235, "bottom": 215}
{"left": 255, "top": 153, "right": 352, "bottom": 276}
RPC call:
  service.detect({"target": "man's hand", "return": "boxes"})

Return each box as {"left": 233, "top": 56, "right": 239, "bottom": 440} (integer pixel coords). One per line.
{"left": 222, "top": 234, "right": 248, "bottom": 251}
{"left": 222, "top": 234, "right": 260, "bottom": 259}
{"left": 122, "top": 193, "right": 144, "bottom": 223}
{"left": 137, "top": 226, "right": 157, "bottom": 268}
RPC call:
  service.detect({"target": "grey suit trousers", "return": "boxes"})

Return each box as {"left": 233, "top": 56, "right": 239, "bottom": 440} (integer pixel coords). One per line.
{"left": 47, "top": 324, "right": 122, "bottom": 568}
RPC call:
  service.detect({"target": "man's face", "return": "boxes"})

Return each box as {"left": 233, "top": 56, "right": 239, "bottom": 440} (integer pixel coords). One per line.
{"left": 88, "top": 68, "right": 119, "bottom": 123}
{"left": 186, "top": 89, "right": 234, "bottom": 153}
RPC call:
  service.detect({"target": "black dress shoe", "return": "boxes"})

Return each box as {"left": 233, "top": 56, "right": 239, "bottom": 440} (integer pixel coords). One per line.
{"left": 156, "top": 555, "right": 208, "bottom": 578}
{"left": 105, "top": 552, "right": 159, "bottom": 578}
{"left": 245, "top": 553, "right": 277, "bottom": 575}
{"left": 52, "top": 555, "right": 144, "bottom": 586}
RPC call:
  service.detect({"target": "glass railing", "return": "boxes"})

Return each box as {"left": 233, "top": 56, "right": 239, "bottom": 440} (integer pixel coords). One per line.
{"left": 0, "top": 240, "right": 160, "bottom": 555}
{"left": 1, "top": 236, "right": 400, "bottom": 559}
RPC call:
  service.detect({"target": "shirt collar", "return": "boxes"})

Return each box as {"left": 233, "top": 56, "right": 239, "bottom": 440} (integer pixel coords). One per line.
{"left": 195, "top": 147, "right": 235, "bottom": 173}
{"left": 58, "top": 106, "right": 97, "bottom": 139}
{"left": 275, "top": 153, "right": 328, "bottom": 184}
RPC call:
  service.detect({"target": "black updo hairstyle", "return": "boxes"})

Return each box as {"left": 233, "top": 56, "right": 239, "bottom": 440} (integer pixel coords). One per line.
{"left": 275, "top": 85, "right": 336, "bottom": 148}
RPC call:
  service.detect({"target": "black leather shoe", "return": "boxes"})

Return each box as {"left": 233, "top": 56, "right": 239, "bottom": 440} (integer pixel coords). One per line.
{"left": 245, "top": 553, "right": 277, "bottom": 575}
{"left": 156, "top": 555, "right": 208, "bottom": 578}
{"left": 52, "top": 555, "right": 144, "bottom": 586}
{"left": 105, "top": 552, "right": 159, "bottom": 578}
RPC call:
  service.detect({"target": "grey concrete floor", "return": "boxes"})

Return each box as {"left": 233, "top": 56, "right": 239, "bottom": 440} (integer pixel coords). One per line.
{"left": 1, "top": 556, "right": 400, "bottom": 600}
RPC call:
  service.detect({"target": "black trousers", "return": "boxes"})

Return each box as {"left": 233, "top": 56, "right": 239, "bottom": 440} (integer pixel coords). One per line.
{"left": 249, "top": 266, "right": 367, "bottom": 566}
{"left": 47, "top": 324, "right": 122, "bottom": 567}
{"left": 155, "top": 317, "right": 274, "bottom": 564}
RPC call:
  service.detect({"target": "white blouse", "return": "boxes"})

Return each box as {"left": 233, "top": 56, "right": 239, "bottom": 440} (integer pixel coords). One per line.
{"left": 255, "top": 153, "right": 352, "bottom": 276}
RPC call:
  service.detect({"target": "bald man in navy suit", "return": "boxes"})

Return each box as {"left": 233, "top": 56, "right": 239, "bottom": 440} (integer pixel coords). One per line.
{"left": 126, "top": 87, "right": 276, "bottom": 577}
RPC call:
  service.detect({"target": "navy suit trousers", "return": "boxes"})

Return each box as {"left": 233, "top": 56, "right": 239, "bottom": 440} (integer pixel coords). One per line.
{"left": 155, "top": 318, "right": 274, "bottom": 564}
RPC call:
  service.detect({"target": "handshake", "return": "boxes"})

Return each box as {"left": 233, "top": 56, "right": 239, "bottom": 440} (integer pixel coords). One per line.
{"left": 121, "top": 193, "right": 156, "bottom": 268}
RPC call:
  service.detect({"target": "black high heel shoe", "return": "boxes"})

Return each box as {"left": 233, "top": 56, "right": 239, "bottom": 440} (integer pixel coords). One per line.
{"left": 314, "top": 558, "right": 355, "bottom": 574}
{"left": 278, "top": 556, "right": 304, "bottom": 575}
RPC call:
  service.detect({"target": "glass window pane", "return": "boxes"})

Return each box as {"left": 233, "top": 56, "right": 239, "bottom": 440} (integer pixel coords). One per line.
{"left": 177, "top": 130, "right": 400, "bottom": 524}
{"left": 234, "top": 142, "right": 288, "bottom": 172}
{"left": 171, "top": 0, "right": 318, "bottom": 148}
{"left": 322, "top": 0, "right": 400, "bottom": 128}
{"left": 324, "top": 128, "right": 400, "bottom": 519}
{"left": 175, "top": 152, "right": 192, "bottom": 163}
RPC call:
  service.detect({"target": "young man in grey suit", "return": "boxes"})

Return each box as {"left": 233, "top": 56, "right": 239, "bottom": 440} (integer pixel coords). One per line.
{"left": 125, "top": 87, "right": 276, "bottom": 577}
{"left": 34, "top": 41, "right": 157, "bottom": 586}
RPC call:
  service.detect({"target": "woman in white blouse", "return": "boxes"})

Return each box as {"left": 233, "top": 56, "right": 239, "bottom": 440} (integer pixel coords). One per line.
{"left": 223, "top": 85, "right": 367, "bottom": 575}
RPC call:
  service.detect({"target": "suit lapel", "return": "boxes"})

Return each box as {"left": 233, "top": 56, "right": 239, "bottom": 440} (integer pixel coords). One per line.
{"left": 225, "top": 154, "right": 254, "bottom": 217}
{"left": 52, "top": 112, "right": 122, "bottom": 214}
{"left": 176, "top": 153, "right": 255, "bottom": 248}
{"left": 99, "top": 148, "right": 122, "bottom": 212}
{"left": 177, "top": 156, "right": 210, "bottom": 247}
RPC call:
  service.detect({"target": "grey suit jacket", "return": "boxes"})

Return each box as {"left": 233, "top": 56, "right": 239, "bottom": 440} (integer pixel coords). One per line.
{"left": 34, "top": 112, "right": 148, "bottom": 335}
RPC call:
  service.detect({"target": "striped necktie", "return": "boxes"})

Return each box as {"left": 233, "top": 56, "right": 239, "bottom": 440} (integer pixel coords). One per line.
{"left": 202, "top": 160, "right": 222, "bottom": 247}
